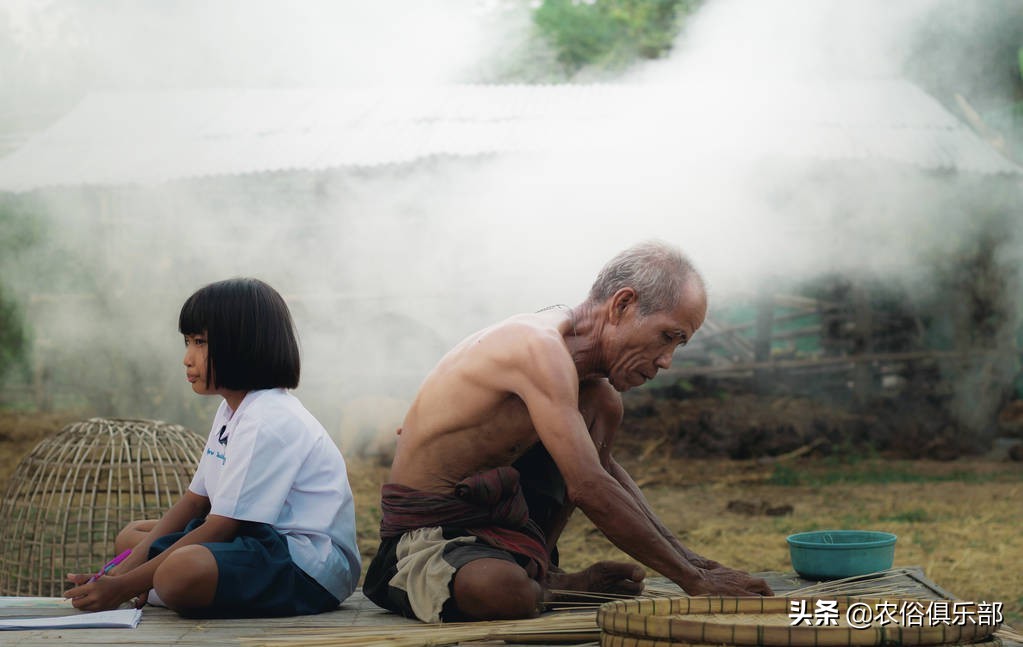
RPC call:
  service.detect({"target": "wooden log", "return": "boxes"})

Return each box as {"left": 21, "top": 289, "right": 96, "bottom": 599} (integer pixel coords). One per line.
{"left": 769, "top": 324, "right": 821, "bottom": 342}
{"left": 660, "top": 349, "right": 992, "bottom": 379}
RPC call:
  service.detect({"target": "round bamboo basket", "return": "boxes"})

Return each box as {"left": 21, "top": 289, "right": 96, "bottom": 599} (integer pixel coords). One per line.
{"left": 0, "top": 418, "right": 204, "bottom": 596}
{"left": 599, "top": 636, "right": 1003, "bottom": 647}
{"left": 597, "top": 597, "right": 1000, "bottom": 646}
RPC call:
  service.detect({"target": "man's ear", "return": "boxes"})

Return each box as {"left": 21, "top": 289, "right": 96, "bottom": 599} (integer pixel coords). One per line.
{"left": 608, "top": 288, "right": 637, "bottom": 324}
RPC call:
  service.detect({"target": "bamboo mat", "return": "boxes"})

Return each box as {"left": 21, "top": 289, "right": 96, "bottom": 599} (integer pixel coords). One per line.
{"left": 0, "top": 568, "right": 1016, "bottom": 647}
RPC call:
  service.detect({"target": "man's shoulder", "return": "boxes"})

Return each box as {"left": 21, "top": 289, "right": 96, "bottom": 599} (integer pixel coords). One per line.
{"left": 476, "top": 315, "right": 574, "bottom": 382}
{"left": 488, "top": 313, "right": 569, "bottom": 353}
{"left": 491, "top": 312, "right": 564, "bottom": 336}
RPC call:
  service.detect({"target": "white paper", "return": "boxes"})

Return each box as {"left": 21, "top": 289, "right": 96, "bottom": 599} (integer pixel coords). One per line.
{"left": 0, "top": 608, "right": 142, "bottom": 630}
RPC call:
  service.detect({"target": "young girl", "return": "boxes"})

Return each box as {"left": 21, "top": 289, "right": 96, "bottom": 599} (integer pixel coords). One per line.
{"left": 66, "top": 278, "right": 360, "bottom": 617}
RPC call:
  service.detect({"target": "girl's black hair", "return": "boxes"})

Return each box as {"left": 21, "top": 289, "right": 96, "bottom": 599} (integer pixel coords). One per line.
{"left": 178, "top": 278, "right": 300, "bottom": 391}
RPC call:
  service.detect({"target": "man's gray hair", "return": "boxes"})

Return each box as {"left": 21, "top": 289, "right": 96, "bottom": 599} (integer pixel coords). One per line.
{"left": 588, "top": 241, "right": 705, "bottom": 315}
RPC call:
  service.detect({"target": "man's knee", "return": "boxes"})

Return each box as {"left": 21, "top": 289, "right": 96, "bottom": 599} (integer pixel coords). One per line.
{"left": 579, "top": 379, "right": 623, "bottom": 427}
{"left": 152, "top": 545, "right": 218, "bottom": 610}
{"left": 452, "top": 558, "right": 542, "bottom": 620}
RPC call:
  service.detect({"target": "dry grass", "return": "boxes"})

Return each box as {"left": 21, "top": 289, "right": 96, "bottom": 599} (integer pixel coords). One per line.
{"left": 0, "top": 410, "right": 81, "bottom": 486}
{"left": 549, "top": 457, "right": 1023, "bottom": 626}
{"left": 346, "top": 457, "right": 1023, "bottom": 626}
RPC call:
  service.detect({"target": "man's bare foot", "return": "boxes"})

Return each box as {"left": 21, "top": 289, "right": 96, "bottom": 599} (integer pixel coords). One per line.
{"left": 545, "top": 561, "right": 645, "bottom": 603}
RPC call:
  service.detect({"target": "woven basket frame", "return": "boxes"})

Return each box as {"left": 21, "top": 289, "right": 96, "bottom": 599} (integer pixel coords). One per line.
{"left": 597, "top": 597, "right": 999, "bottom": 646}
{"left": 0, "top": 418, "right": 204, "bottom": 596}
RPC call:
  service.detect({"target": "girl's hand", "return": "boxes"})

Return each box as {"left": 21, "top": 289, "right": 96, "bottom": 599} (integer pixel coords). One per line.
{"left": 65, "top": 573, "right": 140, "bottom": 612}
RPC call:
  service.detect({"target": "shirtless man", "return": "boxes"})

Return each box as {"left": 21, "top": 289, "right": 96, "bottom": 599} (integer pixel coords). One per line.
{"left": 363, "top": 241, "right": 772, "bottom": 623}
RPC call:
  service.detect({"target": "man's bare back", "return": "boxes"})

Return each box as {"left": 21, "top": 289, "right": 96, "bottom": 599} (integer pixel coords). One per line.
{"left": 390, "top": 311, "right": 576, "bottom": 492}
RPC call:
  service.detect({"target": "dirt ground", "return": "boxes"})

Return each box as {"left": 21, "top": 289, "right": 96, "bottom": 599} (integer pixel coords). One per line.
{"left": 1, "top": 409, "right": 1020, "bottom": 626}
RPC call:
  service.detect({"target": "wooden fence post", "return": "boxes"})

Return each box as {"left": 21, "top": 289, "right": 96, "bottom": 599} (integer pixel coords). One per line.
{"left": 754, "top": 293, "right": 775, "bottom": 393}
{"left": 852, "top": 282, "right": 874, "bottom": 403}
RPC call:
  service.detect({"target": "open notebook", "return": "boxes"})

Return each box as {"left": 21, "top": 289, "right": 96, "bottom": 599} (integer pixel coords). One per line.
{"left": 0, "top": 597, "right": 142, "bottom": 630}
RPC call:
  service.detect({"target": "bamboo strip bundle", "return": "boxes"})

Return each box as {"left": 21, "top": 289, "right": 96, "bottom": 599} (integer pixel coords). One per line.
{"left": 640, "top": 583, "right": 688, "bottom": 598}
{"left": 545, "top": 589, "right": 657, "bottom": 610}
{"left": 792, "top": 567, "right": 1014, "bottom": 644}
{"left": 552, "top": 568, "right": 926, "bottom": 607}
{"left": 789, "top": 568, "right": 922, "bottom": 597}
{"left": 240, "top": 610, "right": 601, "bottom": 647}
{"left": 994, "top": 625, "right": 1022, "bottom": 643}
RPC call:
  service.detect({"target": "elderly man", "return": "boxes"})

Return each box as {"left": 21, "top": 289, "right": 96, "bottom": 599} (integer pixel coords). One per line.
{"left": 364, "top": 241, "right": 772, "bottom": 623}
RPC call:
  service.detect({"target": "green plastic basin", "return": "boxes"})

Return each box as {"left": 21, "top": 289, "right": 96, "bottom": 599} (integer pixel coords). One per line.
{"left": 787, "top": 530, "right": 896, "bottom": 580}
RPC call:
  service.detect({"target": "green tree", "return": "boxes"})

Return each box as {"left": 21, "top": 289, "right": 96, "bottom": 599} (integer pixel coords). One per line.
{"left": 0, "top": 284, "right": 27, "bottom": 381}
{"left": 532, "top": 0, "right": 703, "bottom": 77}
{"left": 0, "top": 199, "right": 42, "bottom": 383}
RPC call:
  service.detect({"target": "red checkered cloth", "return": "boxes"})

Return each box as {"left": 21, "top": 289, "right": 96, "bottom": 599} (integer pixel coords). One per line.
{"left": 379, "top": 466, "right": 549, "bottom": 580}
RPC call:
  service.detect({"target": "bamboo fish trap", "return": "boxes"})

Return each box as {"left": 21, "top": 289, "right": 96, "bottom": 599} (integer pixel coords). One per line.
{"left": 0, "top": 418, "right": 204, "bottom": 596}
{"left": 597, "top": 596, "right": 1001, "bottom": 647}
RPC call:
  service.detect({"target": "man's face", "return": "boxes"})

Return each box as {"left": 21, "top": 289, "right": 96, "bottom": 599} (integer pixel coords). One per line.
{"left": 605, "top": 283, "right": 707, "bottom": 392}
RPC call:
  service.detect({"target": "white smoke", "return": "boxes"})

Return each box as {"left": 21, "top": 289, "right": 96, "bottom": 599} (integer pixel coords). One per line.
{"left": 1, "top": 0, "right": 1019, "bottom": 446}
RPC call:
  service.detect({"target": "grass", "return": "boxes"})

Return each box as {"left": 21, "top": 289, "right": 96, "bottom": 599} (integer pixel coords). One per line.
{"left": 517, "top": 457, "right": 1023, "bottom": 627}
{"left": 768, "top": 462, "right": 1017, "bottom": 486}
{"left": 879, "top": 508, "right": 932, "bottom": 523}
{"left": 343, "top": 456, "right": 1023, "bottom": 626}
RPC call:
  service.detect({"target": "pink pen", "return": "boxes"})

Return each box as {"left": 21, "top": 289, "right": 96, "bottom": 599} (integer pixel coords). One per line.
{"left": 87, "top": 549, "right": 132, "bottom": 583}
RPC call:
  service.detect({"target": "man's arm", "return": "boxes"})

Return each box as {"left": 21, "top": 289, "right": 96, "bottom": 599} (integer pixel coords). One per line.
{"left": 508, "top": 334, "right": 766, "bottom": 596}
{"left": 606, "top": 458, "right": 718, "bottom": 568}
{"left": 607, "top": 458, "right": 773, "bottom": 593}
{"left": 551, "top": 420, "right": 771, "bottom": 595}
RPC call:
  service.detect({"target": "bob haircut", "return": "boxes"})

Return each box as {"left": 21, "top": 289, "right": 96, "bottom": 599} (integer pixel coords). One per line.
{"left": 179, "top": 278, "right": 300, "bottom": 391}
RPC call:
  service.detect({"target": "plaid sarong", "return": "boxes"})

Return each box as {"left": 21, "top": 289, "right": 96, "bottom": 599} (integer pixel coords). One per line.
{"left": 378, "top": 465, "right": 549, "bottom": 580}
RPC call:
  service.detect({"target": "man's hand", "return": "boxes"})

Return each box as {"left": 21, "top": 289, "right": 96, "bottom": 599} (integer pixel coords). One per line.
{"left": 685, "top": 565, "right": 774, "bottom": 596}
{"left": 65, "top": 573, "right": 142, "bottom": 611}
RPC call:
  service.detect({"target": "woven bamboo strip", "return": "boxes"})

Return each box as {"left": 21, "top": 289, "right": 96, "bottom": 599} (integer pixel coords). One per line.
{"left": 601, "top": 635, "right": 812, "bottom": 647}
{"left": 596, "top": 597, "right": 999, "bottom": 646}
{"left": 599, "top": 635, "right": 1003, "bottom": 647}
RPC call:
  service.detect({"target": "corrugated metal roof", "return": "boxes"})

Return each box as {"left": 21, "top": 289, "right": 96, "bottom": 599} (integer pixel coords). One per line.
{"left": 0, "top": 80, "right": 1018, "bottom": 192}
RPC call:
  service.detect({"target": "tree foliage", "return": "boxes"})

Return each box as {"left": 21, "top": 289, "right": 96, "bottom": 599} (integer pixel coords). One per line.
{"left": 0, "top": 284, "right": 27, "bottom": 381}
{"left": 0, "top": 199, "right": 42, "bottom": 382}
{"left": 532, "top": 0, "right": 703, "bottom": 76}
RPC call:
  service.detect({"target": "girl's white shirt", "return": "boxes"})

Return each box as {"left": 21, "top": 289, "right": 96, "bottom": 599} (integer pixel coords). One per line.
{"left": 189, "top": 388, "right": 360, "bottom": 602}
